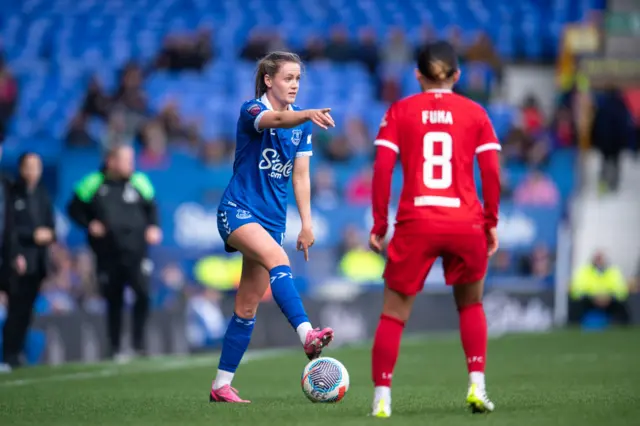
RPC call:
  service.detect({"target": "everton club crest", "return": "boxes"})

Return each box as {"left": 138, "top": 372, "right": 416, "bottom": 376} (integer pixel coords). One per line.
{"left": 291, "top": 129, "right": 302, "bottom": 146}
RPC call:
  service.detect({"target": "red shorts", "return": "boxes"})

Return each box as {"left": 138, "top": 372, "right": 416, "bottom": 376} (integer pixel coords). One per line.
{"left": 384, "top": 225, "right": 488, "bottom": 295}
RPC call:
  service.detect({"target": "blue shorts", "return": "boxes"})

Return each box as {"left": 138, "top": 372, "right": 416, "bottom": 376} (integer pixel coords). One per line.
{"left": 217, "top": 204, "right": 285, "bottom": 253}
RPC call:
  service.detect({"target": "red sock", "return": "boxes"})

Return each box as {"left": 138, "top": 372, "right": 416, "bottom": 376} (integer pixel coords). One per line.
{"left": 372, "top": 314, "right": 405, "bottom": 387}
{"left": 458, "top": 303, "right": 487, "bottom": 373}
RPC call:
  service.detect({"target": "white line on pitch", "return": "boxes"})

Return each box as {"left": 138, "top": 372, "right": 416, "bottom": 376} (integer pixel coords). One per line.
{"left": 0, "top": 348, "right": 293, "bottom": 388}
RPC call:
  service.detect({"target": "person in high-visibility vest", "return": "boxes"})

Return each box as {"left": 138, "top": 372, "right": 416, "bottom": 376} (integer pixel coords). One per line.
{"left": 570, "top": 251, "right": 630, "bottom": 325}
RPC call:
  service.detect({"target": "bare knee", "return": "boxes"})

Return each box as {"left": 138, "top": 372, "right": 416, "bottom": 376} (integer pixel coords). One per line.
{"left": 381, "top": 287, "right": 415, "bottom": 323}
{"left": 235, "top": 289, "right": 262, "bottom": 319}
{"left": 453, "top": 281, "right": 484, "bottom": 309}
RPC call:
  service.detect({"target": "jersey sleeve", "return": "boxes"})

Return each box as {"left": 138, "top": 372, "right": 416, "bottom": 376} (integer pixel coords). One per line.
{"left": 475, "top": 111, "right": 501, "bottom": 230}
{"left": 296, "top": 121, "right": 313, "bottom": 158}
{"left": 373, "top": 103, "right": 400, "bottom": 154}
{"left": 239, "top": 100, "right": 269, "bottom": 133}
{"left": 475, "top": 112, "right": 501, "bottom": 154}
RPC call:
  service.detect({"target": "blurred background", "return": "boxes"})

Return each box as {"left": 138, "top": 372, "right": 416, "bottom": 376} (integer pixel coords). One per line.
{"left": 0, "top": 0, "right": 638, "bottom": 364}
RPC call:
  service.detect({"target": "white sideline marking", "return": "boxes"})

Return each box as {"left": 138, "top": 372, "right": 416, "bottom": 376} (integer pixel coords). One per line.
{"left": 0, "top": 348, "right": 293, "bottom": 388}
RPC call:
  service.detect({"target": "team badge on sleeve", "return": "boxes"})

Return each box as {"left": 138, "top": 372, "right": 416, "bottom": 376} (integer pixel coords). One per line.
{"left": 247, "top": 103, "right": 262, "bottom": 116}
{"left": 291, "top": 129, "right": 303, "bottom": 146}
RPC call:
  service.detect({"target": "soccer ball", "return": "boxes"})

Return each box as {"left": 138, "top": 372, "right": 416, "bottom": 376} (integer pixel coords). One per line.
{"left": 301, "top": 357, "right": 350, "bottom": 403}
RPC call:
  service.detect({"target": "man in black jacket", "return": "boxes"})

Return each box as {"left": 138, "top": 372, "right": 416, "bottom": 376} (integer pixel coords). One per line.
{"left": 67, "top": 144, "right": 162, "bottom": 360}
{"left": 2, "top": 152, "right": 55, "bottom": 369}
{"left": 0, "top": 144, "right": 27, "bottom": 372}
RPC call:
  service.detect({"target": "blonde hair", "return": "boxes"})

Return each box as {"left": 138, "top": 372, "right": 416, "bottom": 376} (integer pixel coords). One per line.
{"left": 254, "top": 51, "right": 303, "bottom": 98}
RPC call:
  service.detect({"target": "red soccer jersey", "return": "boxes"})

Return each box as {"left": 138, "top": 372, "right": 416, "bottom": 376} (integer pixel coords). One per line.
{"left": 371, "top": 89, "right": 501, "bottom": 236}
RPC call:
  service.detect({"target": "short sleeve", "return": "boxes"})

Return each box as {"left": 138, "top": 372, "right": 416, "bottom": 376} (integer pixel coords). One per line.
{"left": 373, "top": 103, "right": 399, "bottom": 154}
{"left": 296, "top": 122, "right": 313, "bottom": 158}
{"left": 239, "top": 100, "right": 269, "bottom": 133}
{"left": 475, "top": 112, "right": 501, "bottom": 154}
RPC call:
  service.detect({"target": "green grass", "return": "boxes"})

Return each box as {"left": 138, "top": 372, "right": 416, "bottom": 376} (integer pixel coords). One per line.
{"left": 0, "top": 329, "right": 639, "bottom": 426}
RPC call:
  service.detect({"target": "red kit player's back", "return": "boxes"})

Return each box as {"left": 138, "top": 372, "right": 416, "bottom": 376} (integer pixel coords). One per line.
{"left": 371, "top": 88, "right": 501, "bottom": 290}
{"left": 374, "top": 89, "right": 500, "bottom": 232}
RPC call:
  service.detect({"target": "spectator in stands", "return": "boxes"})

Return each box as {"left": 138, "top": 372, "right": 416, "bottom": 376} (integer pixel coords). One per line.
{"left": 446, "top": 26, "right": 466, "bottom": 57}
{"left": 521, "top": 95, "right": 545, "bottom": 137}
{"left": 345, "top": 117, "right": 372, "bottom": 158}
{"left": 73, "top": 248, "right": 103, "bottom": 314}
{"left": 337, "top": 224, "right": 384, "bottom": 283}
{"left": 0, "top": 57, "right": 17, "bottom": 144}
{"left": 139, "top": 121, "right": 169, "bottom": 170}
{"left": 157, "top": 100, "right": 189, "bottom": 144}
{"left": 2, "top": 153, "right": 55, "bottom": 369}
{"left": 488, "top": 250, "right": 514, "bottom": 278}
{"left": 81, "top": 77, "right": 112, "bottom": 120}
{"left": 111, "top": 63, "right": 148, "bottom": 142}
{"left": 311, "top": 166, "right": 340, "bottom": 210}
{"left": 326, "top": 26, "right": 354, "bottom": 63}
{"left": 519, "top": 244, "right": 554, "bottom": 285}
{"left": 513, "top": 170, "right": 560, "bottom": 207}
{"left": 193, "top": 27, "right": 215, "bottom": 70}
{"left": 152, "top": 262, "right": 186, "bottom": 310}
{"left": 323, "top": 134, "right": 352, "bottom": 163}
{"left": 39, "top": 243, "right": 78, "bottom": 315}
{"left": 200, "top": 139, "right": 230, "bottom": 167}
{"left": 526, "top": 133, "right": 552, "bottom": 168}
{"left": 102, "top": 110, "right": 135, "bottom": 149}
{"left": 570, "top": 251, "right": 630, "bottom": 326}
{"left": 502, "top": 127, "right": 531, "bottom": 164}
{"left": 591, "top": 86, "right": 633, "bottom": 193}
{"left": 65, "top": 114, "right": 97, "bottom": 147}
{"left": 345, "top": 168, "right": 373, "bottom": 206}
{"left": 414, "top": 26, "right": 438, "bottom": 60}
{"left": 240, "top": 30, "right": 271, "bottom": 62}
{"left": 154, "top": 30, "right": 214, "bottom": 72}
{"left": 462, "top": 65, "right": 491, "bottom": 105}
{"left": 299, "top": 36, "right": 327, "bottom": 62}
{"left": 356, "top": 28, "right": 380, "bottom": 76}
{"left": 549, "top": 104, "right": 577, "bottom": 148}
{"left": 381, "top": 27, "right": 413, "bottom": 67}
{"left": 465, "top": 31, "right": 503, "bottom": 83}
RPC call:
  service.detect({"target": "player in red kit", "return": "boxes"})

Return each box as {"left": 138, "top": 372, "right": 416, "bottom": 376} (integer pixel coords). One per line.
{"left": 368, "top": 41, "right": 501, "bottom": 417}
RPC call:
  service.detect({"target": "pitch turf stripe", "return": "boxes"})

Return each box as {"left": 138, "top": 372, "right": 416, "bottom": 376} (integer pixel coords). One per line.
{"left": 0, "top": 348, "right": 293, "bottom": 388}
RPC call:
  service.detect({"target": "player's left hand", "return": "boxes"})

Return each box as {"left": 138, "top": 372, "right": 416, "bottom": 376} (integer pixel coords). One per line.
{"left": 369, "top": 234, "right": 385, "bottom": 254}
{"left": 297, "top": 227, "right": 315, "bottom": 261}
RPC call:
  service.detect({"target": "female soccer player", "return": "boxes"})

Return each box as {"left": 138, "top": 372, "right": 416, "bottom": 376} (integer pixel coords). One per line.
{"left": 210, "top": 51, "right": 336, "bottom": 403}
{"left": 368, "top": 41, "right": 501, "bottom": 417}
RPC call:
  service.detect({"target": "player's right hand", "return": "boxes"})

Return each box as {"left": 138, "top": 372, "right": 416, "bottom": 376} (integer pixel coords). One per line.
{"left": 486, "top": 227, "right": 499, "bottom": 257}
{"left": 369, "top": 233, "right": 385, "bottom": 254}
{"left": 89, "top": 220, "right": 106, "bottom": 237}
{"left": 306, "top": 108, "right": 335, "bottom": 130}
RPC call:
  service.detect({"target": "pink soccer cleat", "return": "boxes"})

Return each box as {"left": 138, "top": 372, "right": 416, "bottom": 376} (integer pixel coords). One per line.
{"left": 304, "top": 327, "right": 334, "bottom": 360}
{"left": 209, "top": 385, "right": 251, "bottom": 403}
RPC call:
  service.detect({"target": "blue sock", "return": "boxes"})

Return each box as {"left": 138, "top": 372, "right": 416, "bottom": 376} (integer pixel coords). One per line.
{"left": 269, "top": 265, "right": 310, "bottom": 330}
{"left": 218, "top": 313, "right": 255, "bottom": 373}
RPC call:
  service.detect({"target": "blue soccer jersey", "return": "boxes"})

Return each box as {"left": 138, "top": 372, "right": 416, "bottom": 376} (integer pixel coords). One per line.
{"left": 219, "top": 94, "right": 313, "bottom": 238}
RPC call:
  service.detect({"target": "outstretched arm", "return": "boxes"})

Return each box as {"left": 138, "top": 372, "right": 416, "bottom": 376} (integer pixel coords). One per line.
{"left": 258, "top": 109, "right": 334, "bottom": 130}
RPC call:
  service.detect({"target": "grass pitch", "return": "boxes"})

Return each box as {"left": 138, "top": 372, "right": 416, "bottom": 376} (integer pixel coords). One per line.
{"left": 0, "top": 329, "right": 638, "bottom": 426}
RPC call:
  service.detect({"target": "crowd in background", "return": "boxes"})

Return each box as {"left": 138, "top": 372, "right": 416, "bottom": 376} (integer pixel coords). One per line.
{"left": 2, "top": 19, "right": 635, "bottom": 318}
